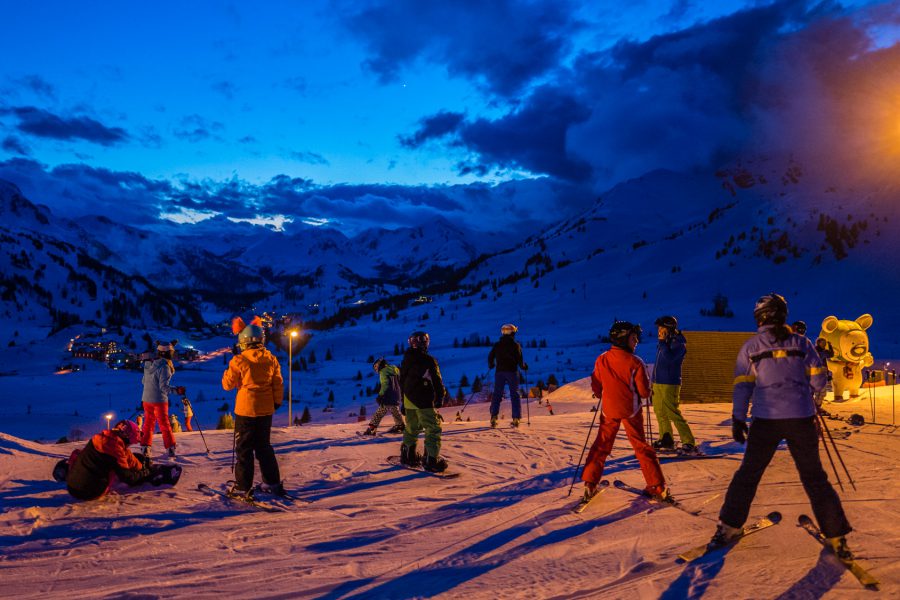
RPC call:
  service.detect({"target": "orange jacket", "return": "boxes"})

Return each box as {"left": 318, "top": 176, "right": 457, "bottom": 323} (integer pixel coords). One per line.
{"left": 591, "top": 346, "right": 651, "bottom": 419}
{"left": 222, "top": 347, "right": 284, "bottom": 417}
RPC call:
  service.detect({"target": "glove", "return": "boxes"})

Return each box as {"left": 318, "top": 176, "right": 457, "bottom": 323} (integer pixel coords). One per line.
{"left": 732, "top": 417, "right": 749, "bottom": 444}
{"left": 232, "top": 343, "right": 242, "bottom": 355}
{"left": 522, "top": 363, "right": 529, "bottom": 371}
{"left": 274, "top": 397, "right": 283, "bottom": 410}
{"left": 174, "top": 386, "right": 186, "bottom": 396}
{"left": 136, "top": 403, "right": 144, "bottom": 412}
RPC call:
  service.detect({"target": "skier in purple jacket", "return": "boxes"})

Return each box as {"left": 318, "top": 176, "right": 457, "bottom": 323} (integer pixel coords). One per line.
{"left": 710, "top": 293, "right": 852, "bottom": 558}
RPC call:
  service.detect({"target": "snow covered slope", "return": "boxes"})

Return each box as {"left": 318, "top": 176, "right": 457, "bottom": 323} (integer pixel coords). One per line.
{"left": 1, "top": 381, "right": 897, "bottom": 599}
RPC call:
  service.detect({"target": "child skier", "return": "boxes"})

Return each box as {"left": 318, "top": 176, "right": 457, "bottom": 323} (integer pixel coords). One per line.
{"left": 399, "top": 331, "right": 448, "bottom": 472}
{"left": 222, "top": 317, "right": 285, "bottom": 498}
{"left": 582, "top": 321, "right": 668, "bottom": 500}
{"left": 362, "top": 358, "right": 405, "bottom": 435}
{"left": 66, "top": 420, "right": 150, "bottom": 500}
{"left": 651, "top": 315, "right": 696, "bottom": 453}
{"left": 140, "top": 340, "right": 185, "bottom": 458}
{"left": 488, "top": 323, "right": 529, "bottom": 428}
{"left": 710, "top": 293, "right": 852, "bottom": 556}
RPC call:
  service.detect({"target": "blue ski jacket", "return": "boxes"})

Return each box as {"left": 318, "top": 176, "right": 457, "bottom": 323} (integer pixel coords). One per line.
{"left": 653, "top": 333, "right": 687, "bottom": 385}
{"left": 142, "top": 358, "right": 175, "bottom": 405}
{"left": 733, "top": 326, "right": 827, "bottom": 420}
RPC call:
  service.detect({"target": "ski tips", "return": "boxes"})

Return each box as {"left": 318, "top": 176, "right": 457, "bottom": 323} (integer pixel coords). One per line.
{"left": 797, "top": 514, "right": 813, "bottom": 525}
{"left": 767, "top": 511, "right": 783, "bottom": 523}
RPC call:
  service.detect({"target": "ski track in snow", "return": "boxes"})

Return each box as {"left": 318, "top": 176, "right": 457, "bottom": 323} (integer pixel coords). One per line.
{"left": 1, "top": 388, "right": 899, "bottom": 599}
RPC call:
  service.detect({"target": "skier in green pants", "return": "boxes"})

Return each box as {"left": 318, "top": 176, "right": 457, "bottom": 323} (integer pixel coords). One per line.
{"left": 651, "top": 315, "right": 697, "bottom": 454}
{"left": 399, "top": 331, "right": 449, "bottom": 472}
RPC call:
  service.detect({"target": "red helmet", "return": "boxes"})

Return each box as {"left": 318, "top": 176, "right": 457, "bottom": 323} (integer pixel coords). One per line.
{"left": 115, "top": 420, "right": 141, "bottom": 445}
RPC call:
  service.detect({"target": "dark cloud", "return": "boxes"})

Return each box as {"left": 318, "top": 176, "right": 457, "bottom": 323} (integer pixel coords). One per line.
{"left": 0, "top": 156, "right": 590, "bottom": 236}
{"left": 173, "top": 114, "right": 225, "bottom": 143}
{"left": 341, "top": 0, "right": 579, "bottom": 97}
{"left": 396, "top": 1, "right": 900, "bottom": 189}
{"left": 288, "top": 150, "right": 329, "bottom": 165}
{"left": 2, "top": 106, "right": 129, "bottom": 146}
{"left": 403, "top": 87, "right": 593, "bottom": 181}
{"left": 14, "top": 75, "right": 56, "bottom": 99}
{"left": 2, "top": 135, "right": 30, "bottom": 156}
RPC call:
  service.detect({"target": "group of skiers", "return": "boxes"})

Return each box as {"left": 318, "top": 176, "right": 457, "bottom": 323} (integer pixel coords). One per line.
{"left": 575, "top": 293, "right": 851, "bottom": 558}
{"left": 57, "top": 291, "right": 854, "bottom": 560}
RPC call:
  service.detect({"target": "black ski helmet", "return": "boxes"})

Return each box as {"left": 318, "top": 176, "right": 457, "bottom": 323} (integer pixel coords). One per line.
{"left": 791, "top": 320, "right": 807, "bottom": 336}
{"left": 609, "top": 321, "right": 642, "bottom": 348}
{"left": 408, "top": 331, "right": 430, "bottom": 350}
{"left": 753, "top": 293, "right": 788, "bottom": 325}
{"left": 372, "top": 357, "right": 387, "bottom": 373}
{"left": 654, "top": 315, "right": 678, "bottom": 330}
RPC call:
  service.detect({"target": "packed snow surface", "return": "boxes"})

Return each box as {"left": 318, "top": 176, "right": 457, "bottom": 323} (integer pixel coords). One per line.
{"left": 1, "top": 381, "right": 898, "bottom": 599}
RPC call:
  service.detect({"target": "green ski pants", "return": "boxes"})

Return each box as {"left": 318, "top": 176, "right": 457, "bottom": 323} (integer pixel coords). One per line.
{"left": 402, "top": 406, "right": 442, "bottom": 458}
{"left": 651, "top": 383, "right": 695, "bottom": 445}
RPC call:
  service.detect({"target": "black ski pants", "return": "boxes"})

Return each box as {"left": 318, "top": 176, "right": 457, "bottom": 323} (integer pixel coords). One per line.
{"left": 234, "top": 415, "right": 281, "bottom": 492}
{"left": 719, "top": 416, "right": 851, "bottom": 538}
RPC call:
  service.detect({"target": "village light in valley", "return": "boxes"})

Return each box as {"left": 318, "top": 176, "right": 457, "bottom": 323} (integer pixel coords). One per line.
{"left": 105, "top": 413, "right": 113, "bottom": 430}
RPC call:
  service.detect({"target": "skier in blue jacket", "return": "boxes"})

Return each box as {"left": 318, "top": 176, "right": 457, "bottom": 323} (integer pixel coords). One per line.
{"left": 651, "top": 316, "right": 695, "bottom": 453}
{"left": 710, "top": 293, "right": 852, "bottom": 557}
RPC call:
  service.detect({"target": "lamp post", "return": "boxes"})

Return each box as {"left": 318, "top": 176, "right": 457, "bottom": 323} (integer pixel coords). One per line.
{"left": 105, "top": 413, "right": 113, "bottom": 430}
{"left": 289, "top": 330, "right": 298, "bottom": 427}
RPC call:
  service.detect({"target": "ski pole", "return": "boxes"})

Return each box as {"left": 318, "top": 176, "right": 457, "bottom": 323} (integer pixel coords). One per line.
{"left": 182, "top": 396, "right": 210, "bottom": 455}
{"left": 523, "top": 370, "right": 530, "bottom": 426}
{"left": 819, "top": 411, "right": 856, "bottom": 491}
{"left": 568, "top": 395, "right": 601, "bottom": 497}
{"left": 816, "top": 411, "right": 844, "bottom": 492}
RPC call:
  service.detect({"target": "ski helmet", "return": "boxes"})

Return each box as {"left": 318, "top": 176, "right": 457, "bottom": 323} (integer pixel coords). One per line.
{"left": 500, "top": 323, "right": 518, "bottom": 335}
{"left": 156, "top": 339, "right": 177, "bottom": 359}
{"left": 609, "top": 321, "right": 642, "bottom": 348}
{"left": 408, "top": 331, "right": 430, "bottom": 350}
{"left": 753, "top": 293, "right": 788, "bottom": 325}
{"left": 654, "top": 315, "right": 678, "bottom": 330}
{"left": 114, "top": 419, "right": 141, "bottom": 445}
{"left": 791, "top": 320, "right": 807, "bottom": 336}
{"left": 238, "top": 324, "right": 265, "bottom": 349}
{"left": 372, "top": 357, "right": 387, "bottom": 373}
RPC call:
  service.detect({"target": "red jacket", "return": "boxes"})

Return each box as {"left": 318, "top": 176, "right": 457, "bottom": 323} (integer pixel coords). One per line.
{"left": 591, "top": 346, "right": 651, "bottom": 419}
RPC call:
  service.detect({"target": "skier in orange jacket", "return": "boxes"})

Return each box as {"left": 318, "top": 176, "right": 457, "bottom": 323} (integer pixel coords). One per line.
{"left": 581, "top": 321, "right": 667, "bottom": 500}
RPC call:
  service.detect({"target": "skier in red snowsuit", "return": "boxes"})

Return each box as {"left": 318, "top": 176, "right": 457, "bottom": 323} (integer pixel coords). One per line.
{"left": 581, "top": 321, "right": 667, "bottom": 499}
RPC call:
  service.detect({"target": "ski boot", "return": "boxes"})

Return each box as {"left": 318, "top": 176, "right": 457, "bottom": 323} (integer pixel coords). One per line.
{"left": 227, "top": 482, "right": 254, "bottom": 500}
{"left": 423, "top": 452, "right": 448, "bottom": 473}
{"left": 386, "top": 424, "right": 405, "bottom": 434}
{"left": 708, "top": 521, "right": 743, "bottom": 549}
{"left": 511, "top": 418, "right": 520, "bottom": 428}
{"left": 826, "top": 536, "right": 853, "bottom": 561}
{"left": 361, "top": 426, "right": 377, "bottom": 436}
{"left": 679, "top": 443, "right": 700, "bottom": 456}
{"left": 400, "top": 443, "right": 422, "bottom": 467}
{"left": 257, "top": 481, "right": 287, "bottom": 497}
{"left": 167, "top": 445, "right": 176, "bottom": 458}
{"left": 583, "top": 481, "right": 600, "bottom": 501}
{"left": 652, "top": 433, "right": 675, "bottom": 452}
{"left": 643, "top": 484, "right": 674, "bottom": 503}
{"left": 490, "top": 415, "right": 498, "bottom": 428}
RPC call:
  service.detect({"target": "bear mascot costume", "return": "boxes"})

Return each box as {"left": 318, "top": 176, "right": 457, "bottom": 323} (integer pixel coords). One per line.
{"left": 818, "top": 314, "right": 873, "bottom": 401}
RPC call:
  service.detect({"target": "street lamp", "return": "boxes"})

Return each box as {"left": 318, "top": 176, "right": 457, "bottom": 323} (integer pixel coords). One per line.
{"left": 289, "top": 330, "right": 298, "bottom": 427}
{"left": 105, "top": 412, "right": 113, "bottom": 430}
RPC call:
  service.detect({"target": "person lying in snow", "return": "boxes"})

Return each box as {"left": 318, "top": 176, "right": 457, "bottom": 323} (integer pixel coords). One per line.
{"left": 65, "top": 420, "right": 151, "bottom": 500}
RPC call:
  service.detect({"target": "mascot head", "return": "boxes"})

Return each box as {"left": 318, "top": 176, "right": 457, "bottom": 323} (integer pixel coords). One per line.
{"left": 819, "top": 314, "right": 872, "bottom": 363}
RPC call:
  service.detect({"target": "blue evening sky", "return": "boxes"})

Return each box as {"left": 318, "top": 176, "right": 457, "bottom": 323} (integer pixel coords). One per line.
{"left": 1, "top": 0, "right": 897, "bottom": 232}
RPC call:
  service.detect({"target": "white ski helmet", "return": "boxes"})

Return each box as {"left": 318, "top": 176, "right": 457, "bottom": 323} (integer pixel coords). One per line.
{"left": 500, "top": 324, "right": 518, "bottom": 335}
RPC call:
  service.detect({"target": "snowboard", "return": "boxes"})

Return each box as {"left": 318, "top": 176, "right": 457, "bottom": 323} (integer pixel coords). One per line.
{"left": 386, "top": 455, "right": 460, "bottom": 479}
{"left": 148, "top": 463, "right": 183, "bottom": 486}
{"left": 798, "top": 514, "right": 879, "bottom": 589}
{"left": 678, "top": 511, "right": 782, "bottom": 562}
{"left": 571, "top": 480, "right": 610, "bottom": 514}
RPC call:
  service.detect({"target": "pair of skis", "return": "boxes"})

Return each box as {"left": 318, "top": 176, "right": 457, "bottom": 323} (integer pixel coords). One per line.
{"left": 197, "top": 483, "right": 309, "bottom": 513}
{"left": 386, "top": 455, "right": 460, "bottom": 479}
